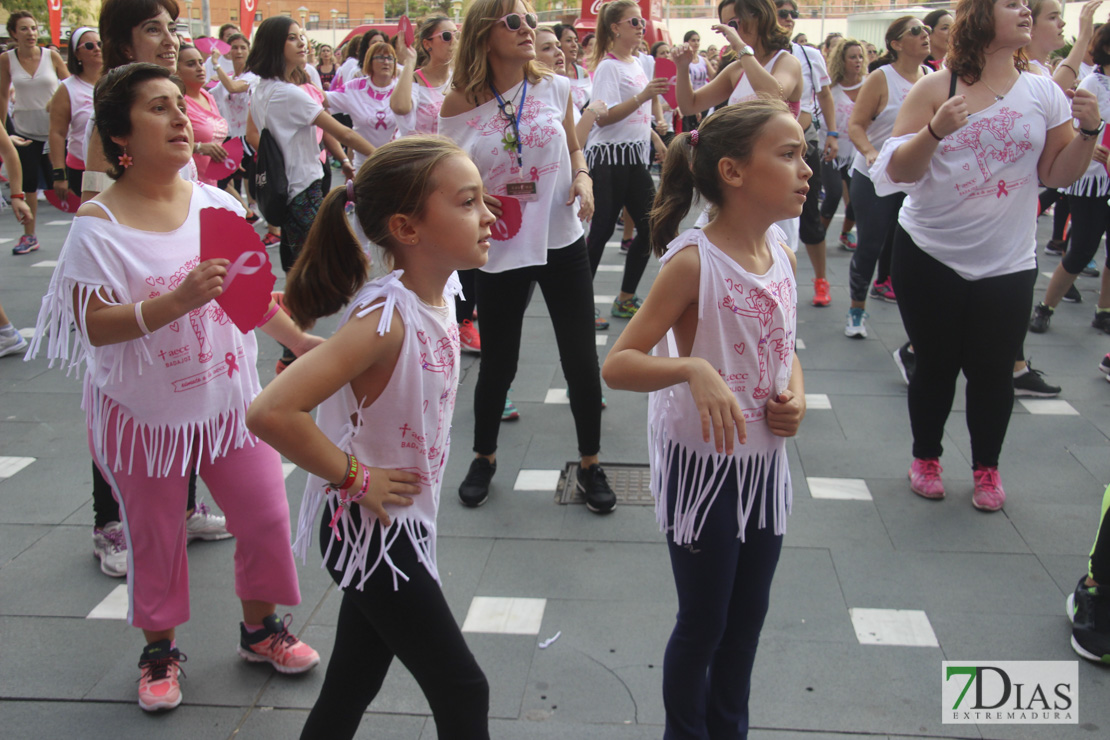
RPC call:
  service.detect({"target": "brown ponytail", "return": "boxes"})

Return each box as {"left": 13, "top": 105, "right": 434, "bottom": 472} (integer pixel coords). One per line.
{"left": 284, "top": 136, "right": 468, "bottom": 326}
{"left": 650, "top": 98, "right": 792, "bottom": 256}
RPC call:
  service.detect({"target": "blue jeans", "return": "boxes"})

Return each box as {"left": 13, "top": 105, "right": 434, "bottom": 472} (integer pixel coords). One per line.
{"left": 663, "top": 458, "right": 784, "bottom": 740}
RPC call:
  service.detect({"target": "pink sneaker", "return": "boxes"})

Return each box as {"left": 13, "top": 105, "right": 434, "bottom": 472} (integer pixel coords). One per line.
{"left": 972, "top": 465, "right": 1006, "bottom": 512}
{"left": 459, "top": 319, "right": 481, "bottom": 355}
{"left": 908, "top": 458, "right": 945, "bottom": 499}
{"left": 238, "top": 614, "right": 320, "bottom": 674}
{"left": 137, "top": 640, "right": 186, "bottom": 712}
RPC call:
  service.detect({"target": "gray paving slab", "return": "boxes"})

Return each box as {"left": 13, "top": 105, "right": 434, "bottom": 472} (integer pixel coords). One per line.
{"left": 237, "top": 707, "right": 428, "bottom": 739}
{"left": 1, "top": 701, "right": 247, "bottom": 740}
{"left": 0, "top": 522, "right": 52, "bottom": 567}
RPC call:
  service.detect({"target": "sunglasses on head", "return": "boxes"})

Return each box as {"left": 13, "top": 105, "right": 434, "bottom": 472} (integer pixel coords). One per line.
{"left": 778, "top": 9, "right": 800, "bottom": 20}
{"left": 81, "top": 40, "right": 101, "bottom": 51}
{"left": 619, "top": 17, "right": 646, "bottom": 29}
{"left": 901, "top": 25, "right": 928, "bottom": 38}
{"left": 495, "top": 12, "right": 539, "bottom": 32}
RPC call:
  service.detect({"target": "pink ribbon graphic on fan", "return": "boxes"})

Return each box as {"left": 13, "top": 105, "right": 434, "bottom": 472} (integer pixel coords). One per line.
{"left": 222, "top": 250, "right": 267, "bottom": 293}
{"left": 996, "top": 180, "right": 1009, "bottom": 198}
{"left": 225, "top": 352, "right": 239, "bottom": 377}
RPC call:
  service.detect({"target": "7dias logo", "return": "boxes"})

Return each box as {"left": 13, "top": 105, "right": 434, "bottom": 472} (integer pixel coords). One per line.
{"left": 942, "top": 661, "right": 1077, "bottom": 724}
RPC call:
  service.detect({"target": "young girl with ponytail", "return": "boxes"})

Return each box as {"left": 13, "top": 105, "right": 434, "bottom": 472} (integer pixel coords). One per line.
{"left": 603, "top": 100, "right": 807, "bottom": 738}
{"left": 247, "top": 137, "right": 495, "bottom": 740}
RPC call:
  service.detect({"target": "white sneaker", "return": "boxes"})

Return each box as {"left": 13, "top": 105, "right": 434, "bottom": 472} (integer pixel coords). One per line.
{"left": 0, "top": 331, "right": 27, "bottom": 358}
{"left": 844, "top": 308, "right": 868, "bottom": 339}
{"left": 92, "top": 522, "right": 128, "bottom": 577}
{"left": 185, "top": 501, "right": 233, "bottom": 542}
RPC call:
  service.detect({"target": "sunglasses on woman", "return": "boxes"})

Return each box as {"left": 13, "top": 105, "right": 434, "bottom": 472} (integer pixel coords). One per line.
{"left": 619, "top": 17, "right": 646, "bottom": 29}
{"left": 900, "top": 25, "right": 928, "bottom": 38}
{"left": 433, "top": 30, "right": 454, "bottom": 42}
{"left": 81, "top": 41, "right": 102, "bottom": 51}
{"left": 494, "top": 12, "right": 539, "bottom": 32}
{"left": 778, "top": 10, "right": 800, "bottom": 20}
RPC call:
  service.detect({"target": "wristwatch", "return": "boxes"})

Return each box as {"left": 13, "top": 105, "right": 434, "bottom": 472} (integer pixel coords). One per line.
{"left": 737, "top": 44, "right": 756, "bottom": 59}
{"left": 1079, "top": 121, "right": 1105, "bottom": 140}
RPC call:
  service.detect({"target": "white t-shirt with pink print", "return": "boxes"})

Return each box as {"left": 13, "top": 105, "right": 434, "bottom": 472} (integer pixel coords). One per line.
{"left": 439, "top": 74, "right": 583, "bottom": 273}
{"left": 872, "top": 72, "right": 1071, "bottom": 280}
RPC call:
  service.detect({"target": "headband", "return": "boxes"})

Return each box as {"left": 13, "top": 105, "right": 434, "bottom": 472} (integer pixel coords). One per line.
{"left": 71, "top": 27, "right": 96, "bottom": 49}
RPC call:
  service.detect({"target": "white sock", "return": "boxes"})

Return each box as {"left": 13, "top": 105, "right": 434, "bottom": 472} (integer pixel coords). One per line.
{"left": 1013, "top": 366, "right": 1029, "bottom": 378}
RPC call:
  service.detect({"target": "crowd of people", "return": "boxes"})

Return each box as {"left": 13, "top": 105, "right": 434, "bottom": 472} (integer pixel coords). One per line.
{"left": 0, "top": 0, "right": 1108, "bottom": 737}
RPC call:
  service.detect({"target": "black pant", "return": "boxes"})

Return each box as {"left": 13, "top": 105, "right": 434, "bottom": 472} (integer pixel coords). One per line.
{"left": 92, "top": 462, "right": 197, "bottom": 528}
{"left": 1091, "top": 485, "right": 1110, "bottom": 584}
{"left": 473, "top": 238, "right": 602, "bottom": 456}
{"left": 1039, "top": 188, "right": 1071, "bottom": 241}
{"left": 13, "top": 135, "right": 52, "bottom": 193}
{"left": 1062, "top": 194, "right": 1110, "bottom": 274}
{"left": 891, "top": 226, "right": 1036, "bottom": 467}
{"left": 586, "top": 160, "right": 655, "bottom": 295}
{"left": 798, "top": 141, "right": 824, "bottom": 245}
{"left": 663, "top": 460, "right": 783, "bottom": 740}
{"left": 819, "top": 162, "right": 855, "bottom": 224}
{"left": 848, "top": 173, "right": 903, "bottom": 302}
{"left": 302, "top": 511, "right": 489, "bottom": 740}
{"left": 65, "top": 166, "right": 83, "bottom": 196}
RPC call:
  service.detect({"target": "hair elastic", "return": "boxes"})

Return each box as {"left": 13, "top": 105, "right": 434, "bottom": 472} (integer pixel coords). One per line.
{"left": 690, "top": 129, "right": 699, "bottom": 146}
{"left": 346, "top": 178, "right": 355, "bottom": 203}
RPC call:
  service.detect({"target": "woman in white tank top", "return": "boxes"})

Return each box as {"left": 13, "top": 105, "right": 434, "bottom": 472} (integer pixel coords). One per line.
{"left": 49, "top": 28, "right": 101, "bottom": 204}
{"left": 844, "top": 16, "right": 931, "bottom": 338}
{"left": 0, "top": 11, "right": 69, "bottom": 254}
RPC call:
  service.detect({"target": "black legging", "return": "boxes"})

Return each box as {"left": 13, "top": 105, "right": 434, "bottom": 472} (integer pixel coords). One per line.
{"left": 92, "top": 462, "right": 197, "bottom": 529}
{"left": 819, "top": 161, "right": 855, "bottom": 224}
{"left": 1061, "top": 193, "right": 1110, "bottom": 274}
{"left": 891, "top": 225, "right": 1036, "bottom": 467}
{"left": 848, "top": 173, "right": 903, "bottom": 301}
{"left": 301, "top": 511, "right": 489, "bottom": 740}
{"left": 1039, "top": 188, "right": 1071, "bottom": 241}
{"left": 473, "top": 238, "right": 602, "bottom": 456}
{"left": 455, "top": 269, "right": 477, "bottom": 326}
{"left": 1090, "top": 484, "right": 1110, "bottom": 583}
{"left": 586, "top": 159, "right": 655, "bottom": 294}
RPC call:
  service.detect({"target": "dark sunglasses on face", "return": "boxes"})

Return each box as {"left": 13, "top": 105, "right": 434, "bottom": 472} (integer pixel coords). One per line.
{"left": 496, "top": 12, "right": 539, "bottom": 31}
{"left": 901, "top": 25, "right": 928, "bottom": 38}
{"left": 81, "top": 41, "right": 102, "bottom": 51}
{"left": 620, "top": 17, "right": 646, "bottom": 29}
{"left": 435, "top": 30, "right": 454, "bottom": 42}
{"left": 778, "top": 9, "right": 800, "bottom": 20}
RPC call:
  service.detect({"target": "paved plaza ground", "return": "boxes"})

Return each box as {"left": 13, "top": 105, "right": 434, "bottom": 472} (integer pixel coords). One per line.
{"left": 1, "top": 193, "right": 1109, "bottom": 739}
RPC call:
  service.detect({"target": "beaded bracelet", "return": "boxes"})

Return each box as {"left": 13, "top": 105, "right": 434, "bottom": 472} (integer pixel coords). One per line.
{"left": 328, "top": 463, "right": 370, "bottom": 541}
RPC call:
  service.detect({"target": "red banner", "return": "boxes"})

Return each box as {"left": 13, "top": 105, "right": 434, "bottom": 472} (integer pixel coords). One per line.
{"left": 241, "top": 0, "right": 256, "bottom": 39}
{"left": 48, "top": 0, "right": 63, "bottom": 46}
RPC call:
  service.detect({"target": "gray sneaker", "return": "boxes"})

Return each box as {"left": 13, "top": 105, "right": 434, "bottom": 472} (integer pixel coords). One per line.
{"left": 185, "top": 502, "right": 233, "bottom": 542}
{"left": 92, "top": 522, "right": 128, "bottom": 577}
{"left": 1028, "top": 303, "right": 1053, "bottom": 333}
{"left": 0, "top": 331, "right": 27, "bottom": 358}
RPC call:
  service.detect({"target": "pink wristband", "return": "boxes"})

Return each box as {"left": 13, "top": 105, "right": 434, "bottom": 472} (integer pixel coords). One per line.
{"left": 257, "top": 302, "right": 280, "bottom": 327}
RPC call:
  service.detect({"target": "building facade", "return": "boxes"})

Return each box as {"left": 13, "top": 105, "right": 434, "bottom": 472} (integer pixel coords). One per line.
{"left": 180, "top": 1, "right": 388, "bottom": 29}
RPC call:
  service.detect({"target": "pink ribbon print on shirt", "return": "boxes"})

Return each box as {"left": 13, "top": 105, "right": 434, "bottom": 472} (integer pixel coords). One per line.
{"left": 943, "top": 107, "right": 1033, "bottom": 198}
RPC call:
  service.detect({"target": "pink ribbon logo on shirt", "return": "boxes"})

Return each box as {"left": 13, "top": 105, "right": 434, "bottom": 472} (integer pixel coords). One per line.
{"left": 225, "top": 352, "right": 239, "bottom": 377}
{"left": 375, "top": 111, "right": 387, "bottom": 130}
{"left": 529, "top": 167, "right": 540, "bottom": 182}
{"left": 996, "top": 180, "right": 1009, "bottom": 198}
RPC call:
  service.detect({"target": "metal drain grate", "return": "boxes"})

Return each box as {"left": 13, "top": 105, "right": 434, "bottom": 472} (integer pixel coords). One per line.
{"left": 555, "top": 462, "right": 655, "bottom": 506}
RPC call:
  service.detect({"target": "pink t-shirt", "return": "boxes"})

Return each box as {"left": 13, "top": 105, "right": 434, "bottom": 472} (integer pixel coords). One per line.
{"left": 186, "top": 89, "right": 230, "bottom": 184}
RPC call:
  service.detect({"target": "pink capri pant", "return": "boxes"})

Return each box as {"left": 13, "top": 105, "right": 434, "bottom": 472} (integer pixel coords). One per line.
{"left": 91, "top": 409, "right": 301, "bottom": 631}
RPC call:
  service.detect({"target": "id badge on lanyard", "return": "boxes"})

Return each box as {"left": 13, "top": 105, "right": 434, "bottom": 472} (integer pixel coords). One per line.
{"left": 495, "top": 80, "right": 539, "bottom": 202}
